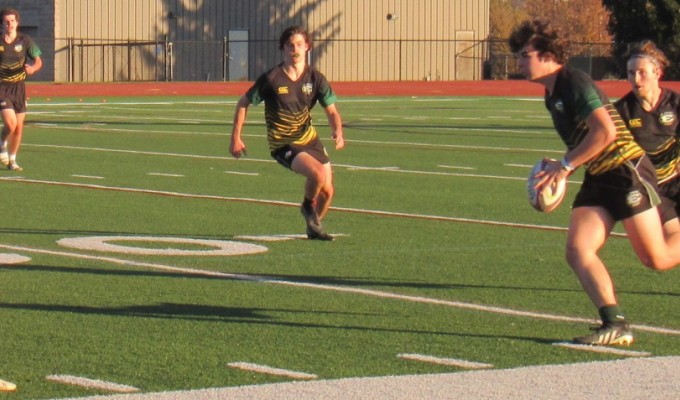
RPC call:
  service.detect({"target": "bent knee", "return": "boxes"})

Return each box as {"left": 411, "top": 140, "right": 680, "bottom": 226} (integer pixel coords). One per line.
{"left": 640, "top": 255, "right": 675, "bottom": 271}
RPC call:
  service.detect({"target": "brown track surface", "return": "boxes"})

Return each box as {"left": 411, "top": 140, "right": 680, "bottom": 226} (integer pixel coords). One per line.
{"left": 28, "top": 80, "right": 680, "bottom": 99}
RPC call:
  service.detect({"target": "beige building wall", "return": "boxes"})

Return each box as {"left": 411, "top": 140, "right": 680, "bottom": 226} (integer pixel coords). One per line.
{"left": 44, "top": 0, "right": 489, "bottom": 82}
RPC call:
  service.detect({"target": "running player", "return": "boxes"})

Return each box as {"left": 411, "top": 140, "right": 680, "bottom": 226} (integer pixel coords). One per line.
{"left": 0, "top": 7, "right": 42, "bottom": 171}
{"left": 615, "top": 40, "right": 680, "bottom": 236}
{"left": 228, "top": 26, "right": 345, "bottom": 240}
{"left": 509, "top": 20, "right": 680, "bottom": 346}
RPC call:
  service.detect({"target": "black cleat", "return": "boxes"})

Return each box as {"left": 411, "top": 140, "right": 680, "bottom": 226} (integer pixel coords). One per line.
{"left": 300, "top": 203, "right": 321, "bottom": 230}
{"left": 306, "top": 227, "right": 334, "bottom": 241}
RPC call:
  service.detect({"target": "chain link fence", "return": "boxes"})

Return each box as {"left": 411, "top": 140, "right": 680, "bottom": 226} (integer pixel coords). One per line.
{"left": 48, "top": 37, "right": 620, "bottom": 83}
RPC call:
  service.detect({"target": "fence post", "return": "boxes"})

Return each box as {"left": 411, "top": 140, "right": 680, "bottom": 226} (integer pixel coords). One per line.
{"left": 67, "top": 37, "right": 73, "bottom": 82}
{"left": 167, "top": 42, "right": 174, "bottom": 81}
{"left": 222, "top": 36, "right": 228, "bottom": 81}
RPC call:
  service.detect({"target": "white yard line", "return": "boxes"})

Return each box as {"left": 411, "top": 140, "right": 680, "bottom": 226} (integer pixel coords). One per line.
{"left": 0, "top": 177, "right": 577, "bottom": 235}
{"left": 0, "top": 240, "right": 674, "bottom": 336}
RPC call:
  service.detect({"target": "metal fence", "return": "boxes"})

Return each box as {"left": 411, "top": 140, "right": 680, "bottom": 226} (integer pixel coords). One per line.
{"left": 49, "top": 37, "right": 619, "bottom": 83}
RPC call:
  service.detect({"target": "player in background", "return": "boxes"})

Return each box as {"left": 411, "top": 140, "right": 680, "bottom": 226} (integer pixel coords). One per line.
{"left": 228, "top": 26, "right": 345, "bottom": 240}
{"left": 509, "top": 20, "right": 680, "bottom": 346}
{"left": 615, "top": 40, "right": 680, "bottom": 236}
{"left": 0, "top": 7, "right": 42, "bottom": 171}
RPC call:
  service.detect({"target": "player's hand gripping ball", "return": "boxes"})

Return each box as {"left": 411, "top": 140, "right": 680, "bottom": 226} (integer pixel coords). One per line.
{"left": 527, "top": 158, "right": 567, "bottom": 213}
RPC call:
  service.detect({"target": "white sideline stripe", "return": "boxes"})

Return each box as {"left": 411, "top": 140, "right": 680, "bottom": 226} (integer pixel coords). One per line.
{"left": 552, "top": 342, "right": 652, "bottom": 357}
{"left": 397, "top": 353, "right": 493, "bottom": 369}
{"left": 0, "top": 242, "right": 676, "bottom": 337}
{"left": 147, "top": 172, "right": 184, "bottom": 177}
{"left": 225, "top": 170, "right": 260, "bottom": 176}
{"left": 71, "top": 174, "right": 105, "bottom": 179}
{"left": 227, "top": 362, "right": 317, "bottom": 380}
{"left": 23, "top": 143, "right": 562, "bottom": 181}
{"left": 45, "top": 375, "right": 140, "bottom": 393}
{"left": 0, "top": 378, "right": 17, "bottom": 392}
{"left": 0, "top": 177, "right": 578, "bottom": 235}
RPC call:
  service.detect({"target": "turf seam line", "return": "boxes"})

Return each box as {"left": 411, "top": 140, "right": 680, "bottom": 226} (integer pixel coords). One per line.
{"left": 397, "top": 353, "right": 493, "bottom": 369}
{"left": 227, "top": 362, "right": 318, "bottom": 380}
{"left": 45, "top": 375, "right": 140, "bottom": 393}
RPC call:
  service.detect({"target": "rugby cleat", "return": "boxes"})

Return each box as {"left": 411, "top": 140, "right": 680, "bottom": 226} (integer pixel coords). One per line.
{"left": 306, "top": 226, "right": 334, "bottom": 241}
{"left": 7, "top": 161, "right": 22, "bottom": 171}
{"left": 573, "top": 322, "right": 634, "bottom": 346}
{"left": 0, "top": 147, "right": 8, "bottom": 166}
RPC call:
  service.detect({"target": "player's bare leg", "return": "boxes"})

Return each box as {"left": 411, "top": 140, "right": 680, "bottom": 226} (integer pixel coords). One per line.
{"left": 0, "top": 108, "right": 17, "bottom": 166}
{"left": 567, "top": 206, "right": 633, "bottom": 345}
{"left": 315, "top": 163, "right": 334, "bottom": 220}
{"left": 292, "top": 154, "right": 333, "bottom": 240}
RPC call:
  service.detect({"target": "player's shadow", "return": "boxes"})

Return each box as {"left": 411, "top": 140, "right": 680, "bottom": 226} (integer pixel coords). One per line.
{"left": 0, "top": 300, "right": 560, "bottom": 344}
{"left": 1, "top": 264, "right": 676, "bottom": 299}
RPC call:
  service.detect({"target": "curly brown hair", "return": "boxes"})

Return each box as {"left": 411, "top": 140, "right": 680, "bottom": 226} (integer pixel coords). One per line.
{"left": 626, "top": 40, "right": 670, "bottom": 72}
{"left": 508, "top": 20, "right": 569, "bottom": 64}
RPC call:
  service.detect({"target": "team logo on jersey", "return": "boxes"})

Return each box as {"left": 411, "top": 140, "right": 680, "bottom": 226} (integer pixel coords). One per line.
{"left": 553, "top": 99, "right": 564, "bottom": 112}
{"left": 659, "top": 111, "right": 675, "bottom": 126}
{"left": 14, "top": 44, "right": 23, "bottom": 52}
{"left": 301, "top": 83, "right": 313, "bottom": 96}
{"left": 628, "top": 118, "right": 642, "bottom": 128}
{"left": 277, "top": 86, "right": 289, "bottom": 95}
{"left": 626, "top": 190, "right": 642, "bottom": 207}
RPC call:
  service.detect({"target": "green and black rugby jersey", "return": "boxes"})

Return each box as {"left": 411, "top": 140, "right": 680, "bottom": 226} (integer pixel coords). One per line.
{"left": 615, "top": 88, "right": 680, "bottom": 184}
{"left": 246, "top": 64, "right": 337, "bottom": 151}
{"left": 545, "top": 66, "right": 644, "bottom": 175}
{"left": 0, "top": 33, "right": 41, "bottom": 83}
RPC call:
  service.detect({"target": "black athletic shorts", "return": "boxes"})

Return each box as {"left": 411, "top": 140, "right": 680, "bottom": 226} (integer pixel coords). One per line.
{"left": 0, "top": 81, "right": 27, "bottom": 113}
{"left": 572, "top": 155, "right": 660, "bottom": 221}
{"left": 658, "top": 176, "right": 680, "bottom": 223}
{"left": 270, "top": 137, "right": 330, "bottom": 170}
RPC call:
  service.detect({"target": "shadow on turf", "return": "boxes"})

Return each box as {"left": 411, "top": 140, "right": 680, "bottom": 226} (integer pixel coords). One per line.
{"left": 2, "top": 264, "right": 677, "bottom": 300}
{"left": 0, "top": 298, "right": 561, "bottom": 344}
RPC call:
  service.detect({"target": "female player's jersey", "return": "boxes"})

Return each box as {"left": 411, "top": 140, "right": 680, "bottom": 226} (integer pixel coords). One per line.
{"left": 246, "top": 64, "right": 337, "bottom": 151}
{"left": 0, "top": 33, "right": 41, "bottom": 83}
{"left": 615, "top": 88, "right": 680, "bottom": 184}
{"left": 545, "top": 67, "right": 644, "bottom": 175}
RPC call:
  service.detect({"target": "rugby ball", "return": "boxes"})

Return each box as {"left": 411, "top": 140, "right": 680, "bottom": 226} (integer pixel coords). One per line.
{"left": 527, "top": 159, "right": 567, "bottom": 213}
